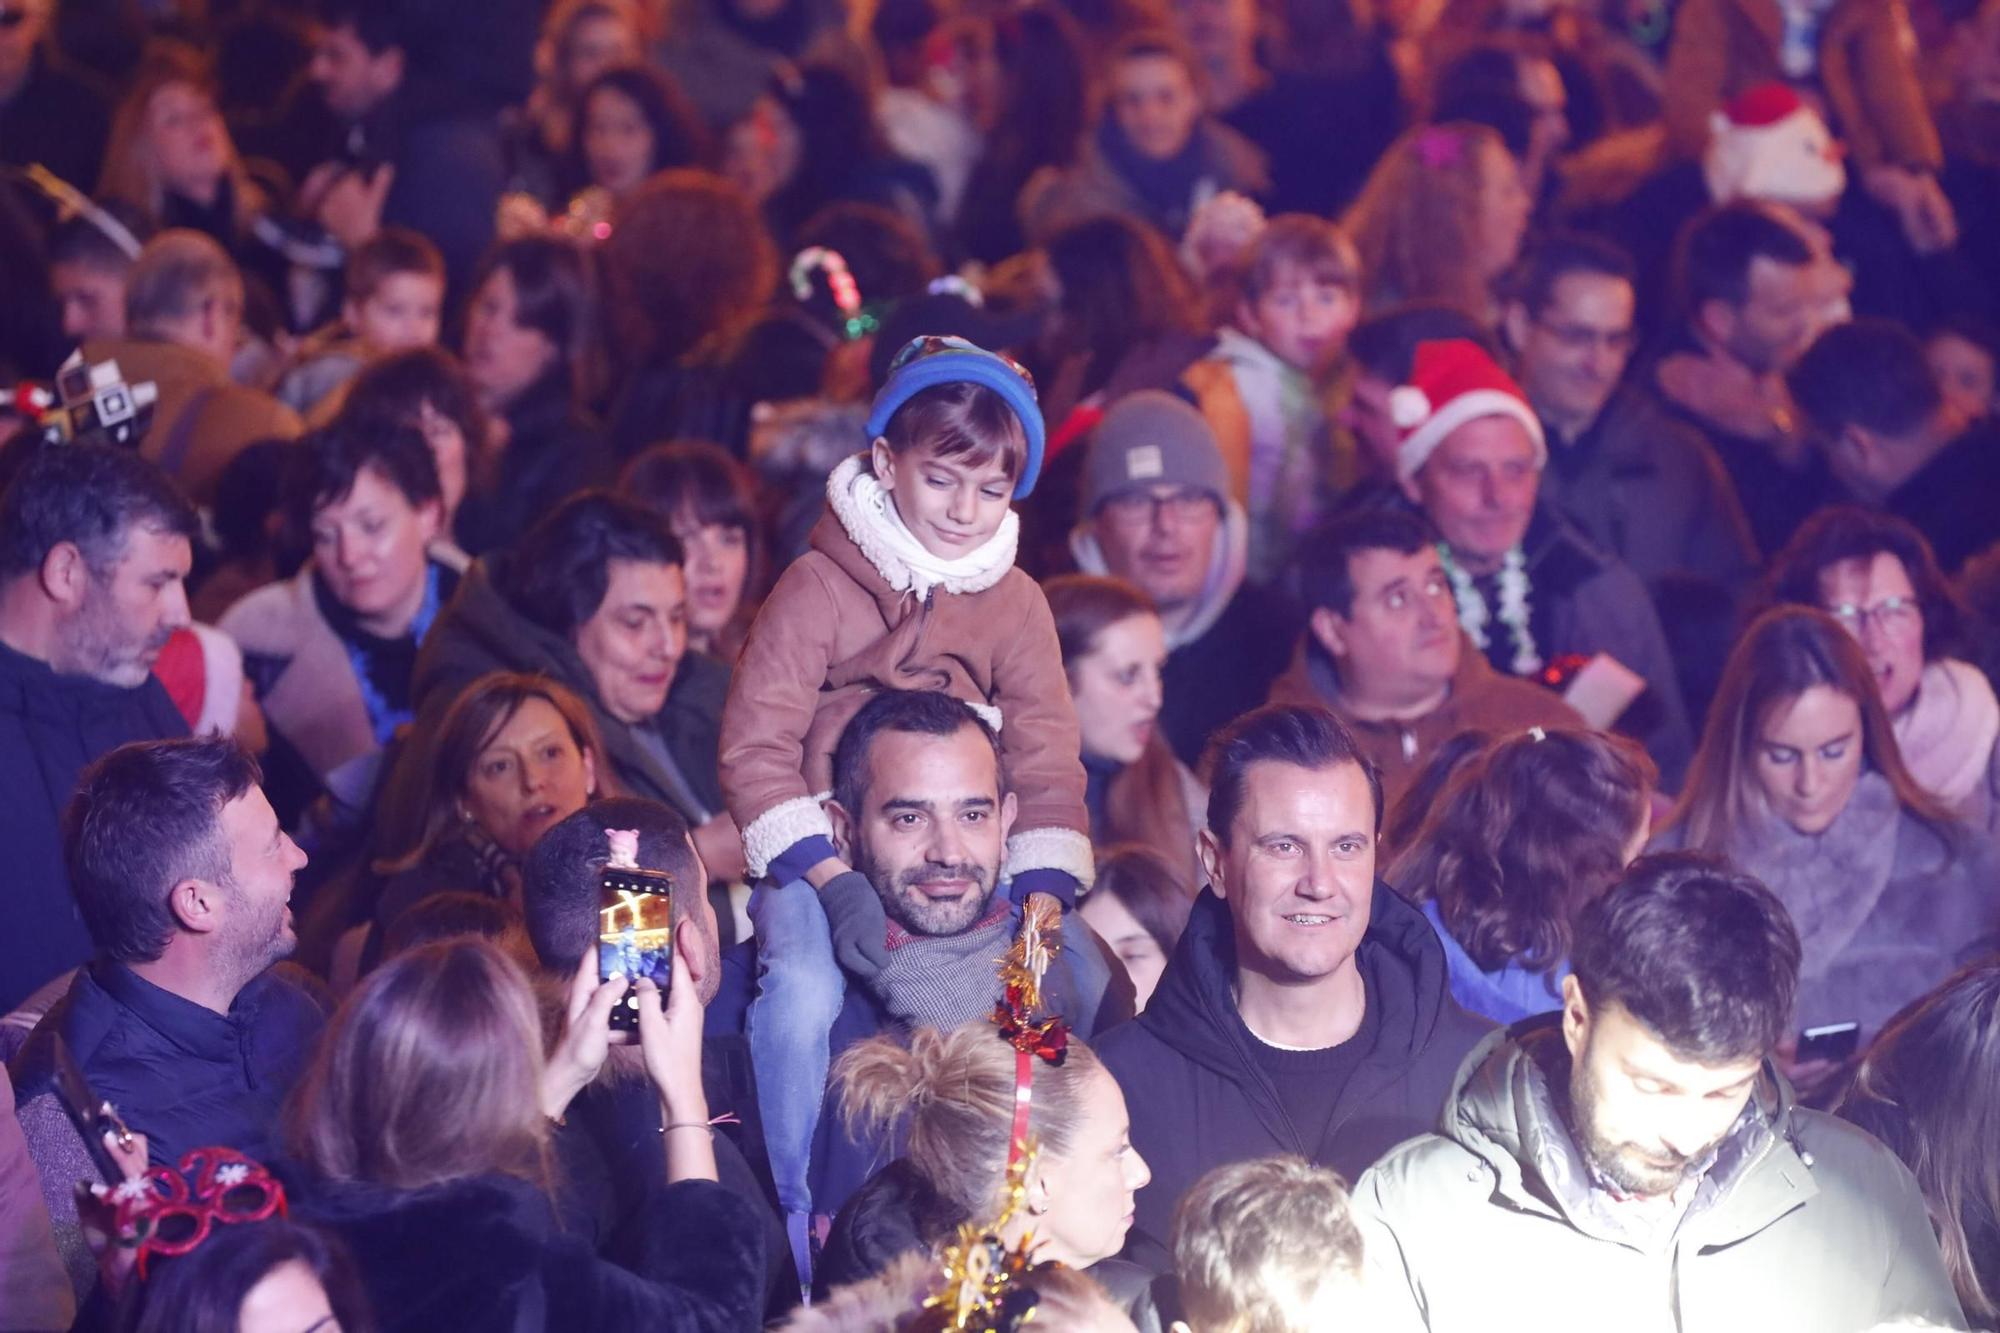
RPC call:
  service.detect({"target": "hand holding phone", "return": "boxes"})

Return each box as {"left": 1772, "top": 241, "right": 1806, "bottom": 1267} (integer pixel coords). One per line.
{"left": 599, "top": 833, "right": 675, "bottom": 1033}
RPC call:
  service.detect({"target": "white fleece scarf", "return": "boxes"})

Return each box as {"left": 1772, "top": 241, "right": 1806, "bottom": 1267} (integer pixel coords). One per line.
{"left": 1894, "top": 658, "right": 2000, "bottom": 809}
{"left": 825, "top": 454, "right": 1019, "bottom": 599}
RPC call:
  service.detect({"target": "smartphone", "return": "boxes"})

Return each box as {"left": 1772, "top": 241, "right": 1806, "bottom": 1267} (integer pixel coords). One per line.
{"left": 1797, "top": 1021, "right": 1860, "bottom": 1065}
{"left": 52, "top": 1033, "right": 134, "bottom": 1183}
{"left": 599, "top": 863, "right": 675, "bottom": 1031}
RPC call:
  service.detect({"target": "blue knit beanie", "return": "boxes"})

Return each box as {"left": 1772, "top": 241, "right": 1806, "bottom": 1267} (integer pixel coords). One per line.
{"left": 865, "top": 335, "right": 1047, "bottom": 498}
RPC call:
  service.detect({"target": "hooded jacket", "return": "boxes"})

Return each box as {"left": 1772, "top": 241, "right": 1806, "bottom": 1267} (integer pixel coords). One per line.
{"left": 1354, "top": 1018, "right": 1965, "bottom": 1331}
{"left": 1094, "top": 884, "right": 1491, "bottom": 1271}
{"left": 0, "top": 640, "right": 187, "bottom": 1012}
{"left": 1265, "top": 631, "right": 1582, "bottom": 814}
{"left": 719, "top": 456, "right": 1091, "bottom": 888}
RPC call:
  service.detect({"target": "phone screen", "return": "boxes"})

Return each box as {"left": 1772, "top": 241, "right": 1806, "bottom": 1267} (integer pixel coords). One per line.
{"left": 1797, "top": 1021, "right": 1860, "bottom": 1064}
{"left": 599, "top": 866, "right": 674, "bottom": 1031}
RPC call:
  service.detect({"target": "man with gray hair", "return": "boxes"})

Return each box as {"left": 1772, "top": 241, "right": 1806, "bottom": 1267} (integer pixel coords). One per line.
{"left": 81, "top": 229, "right": 300, "bottom": 505}
{"left": 0, "top": 444, "right": 196, "bottom": 1010}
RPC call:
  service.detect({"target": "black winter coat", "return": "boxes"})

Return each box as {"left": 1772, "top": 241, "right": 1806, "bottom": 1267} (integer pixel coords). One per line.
{"left": 0, "top": 642, "right": 187, "bottom": 1011}
{"left": 294, "top": 1171, "right": 766, "bottom": 1333}
{"left": 1094, "top": 884, "right": 1490, "bottom": 1271}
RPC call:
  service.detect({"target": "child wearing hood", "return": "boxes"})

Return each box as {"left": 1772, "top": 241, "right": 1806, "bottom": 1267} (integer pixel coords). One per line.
{"left": 718, "top": 336, "right": 1094, "bottom": 1265}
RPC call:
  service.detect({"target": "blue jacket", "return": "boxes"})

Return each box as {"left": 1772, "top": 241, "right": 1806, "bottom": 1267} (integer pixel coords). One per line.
{"left": 0, "top": 641, "right": 186, "bottom": 1011}
{"left": 1419, "top": 898, "right": 1568, "bottom": 1026}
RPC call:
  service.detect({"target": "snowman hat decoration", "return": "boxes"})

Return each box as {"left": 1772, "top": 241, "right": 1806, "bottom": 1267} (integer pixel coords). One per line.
{"left": 1390, "top": 339, "right": 1547, "bottom": 485}
{"left": 1704, "top": 82, "right": 1847, "bottom": 209}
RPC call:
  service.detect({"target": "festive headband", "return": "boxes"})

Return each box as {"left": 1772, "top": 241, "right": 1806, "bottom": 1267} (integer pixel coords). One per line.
{"left": 991, "top": 892, "right": 1070, "bottom": 1174}
{"left": 905, "top": 893, "right": 1077, "bottom": 1332}
{"left": 110, "top": 1146, "right": 288, "bottom": 1279}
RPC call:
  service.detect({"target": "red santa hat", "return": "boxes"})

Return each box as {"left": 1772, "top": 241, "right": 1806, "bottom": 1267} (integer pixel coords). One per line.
{"left": 1390, "top": 339, "right": 1547, "bottom": 484}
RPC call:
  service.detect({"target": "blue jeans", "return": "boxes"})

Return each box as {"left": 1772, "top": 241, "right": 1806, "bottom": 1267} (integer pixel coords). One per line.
{"left": 747, "top": 878, "right": 847, "bottom": 1219}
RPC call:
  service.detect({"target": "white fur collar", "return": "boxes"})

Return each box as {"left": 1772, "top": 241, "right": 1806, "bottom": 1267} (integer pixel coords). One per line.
{"left": 825, "top": 454, "right": 1018, "bottom": 598}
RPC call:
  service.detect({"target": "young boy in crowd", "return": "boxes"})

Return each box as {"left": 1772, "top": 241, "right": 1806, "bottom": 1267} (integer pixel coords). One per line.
{"left": 1170, "top": 1155, "right": 1368, "bottom": 1333}
{"left": 719, "top": 335, "right": 1093, "bottom": 1268}
{"left": 275, "top": 228, "right": 445, "bottom": 417}
{"left": 1192, "top": 214, "right": 1362, "bottom": 581}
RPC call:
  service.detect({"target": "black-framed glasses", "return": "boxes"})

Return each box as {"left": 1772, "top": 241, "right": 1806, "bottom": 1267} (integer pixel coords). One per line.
{"left": 1100, "top": 486, "right": 1217, "bottom": 529}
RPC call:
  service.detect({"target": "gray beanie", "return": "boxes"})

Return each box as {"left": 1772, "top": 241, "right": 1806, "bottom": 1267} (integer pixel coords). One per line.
{"left": 1078, "top": 390, "right": 1230, "bottom": 519}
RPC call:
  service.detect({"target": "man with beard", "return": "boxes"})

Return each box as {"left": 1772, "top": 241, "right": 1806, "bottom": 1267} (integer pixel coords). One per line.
{"left": 9, "top": 737, "right": 325, "bottom": 1305}
{"left": 786, "top": 689, "right": 1129, "bottom": 1228}
{"left": 1353, "top": 853, "right": 1964, "bottom": 1332}
{"left": 0, "top": 444, "right": 195, "bottom": 1011}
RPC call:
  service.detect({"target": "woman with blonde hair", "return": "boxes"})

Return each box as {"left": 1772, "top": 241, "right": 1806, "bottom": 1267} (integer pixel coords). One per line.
{"left": 97, "top": 49, "right": 271, "bottom": 252}
{"left": 816, "top": 1023, "right": 1153, "bottom": 1320}
{"left": 288, "top": 935, "right": 767, "bottom": 1331}
{"left": 1339, "top": 120, "right": 1531, "bottom": 320}
{"left": 1654, "top": 607, "right": 1997, "bottom": 1067}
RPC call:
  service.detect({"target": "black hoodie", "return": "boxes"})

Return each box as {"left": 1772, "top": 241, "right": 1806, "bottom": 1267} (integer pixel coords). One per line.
{"left": 1095, "top": 883, "right": 1491, "bottom": 1270}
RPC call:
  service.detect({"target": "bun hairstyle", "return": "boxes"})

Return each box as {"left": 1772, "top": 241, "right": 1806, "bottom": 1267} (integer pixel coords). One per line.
{"left": 834, "top": 1026, "right": 1101, "bottom": 1228}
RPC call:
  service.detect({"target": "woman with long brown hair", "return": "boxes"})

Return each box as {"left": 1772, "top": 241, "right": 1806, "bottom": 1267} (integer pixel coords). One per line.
{"left": 1339, "top": 120, "right": 1531, "bottom": 320}
{"left": 1840, "top": 960, "right": 2000, "bottom": 1328}
{"left": 288, "top": 936, "right": 765, "bottom": 1332}
{"left": 97, "top": 49, "right": 270, "bottom": 246}
{"left": 1045, "top": 575, "right": 1206, "bottom": 891}
{"left": 1655, "top": 607, "right": 1996, "bottom": 1055}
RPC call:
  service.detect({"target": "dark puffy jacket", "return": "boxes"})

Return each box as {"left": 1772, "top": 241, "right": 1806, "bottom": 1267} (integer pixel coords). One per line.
{"left": 1095, "top": 884, "right": 1491, "bottom": 1271}
{"left": 8, "top": 964, "right": 325, "bottom": 1298}
{"left": 292, "top": 1171, "right": 766, "bottom": 1333}
{"left": 0, "top": 643, "right": 187, "bottom": 1012}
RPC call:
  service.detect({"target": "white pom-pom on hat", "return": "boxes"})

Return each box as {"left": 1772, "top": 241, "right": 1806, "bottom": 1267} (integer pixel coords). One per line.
{"left": 1389, "top": 385, "right": 1433, "bottom": 430}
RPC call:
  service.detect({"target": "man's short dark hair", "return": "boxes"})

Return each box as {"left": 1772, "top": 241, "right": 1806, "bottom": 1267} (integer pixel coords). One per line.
{"left": 49, "top": 204, "right": 152, "bottom": 272}
{"left": 1570, "top": 852, "right": 1801, "bottom": 1064}
{"left": 1786, "top": 318, "right": 1942, "bottom": 441}
{"left": 1765, "top": 504, "right": 1962, "bottom": 660}
{"left": 64, "top": 738, "right": 263, "bottom": 964}
{"left": 1204, "top": 705, "right": 1383, "bottom": 845}
{"left": 1296, "top": 506, "right": 1441, "bottom": 617}
{"left": 831, "top": 689, "right": 1003, "bottom": 819}
{"left": 1349, "top": 304, "right": 1497, "bottom": 383}
{"left": 318, "top": 0, "right": 407, "bottom": 53}
{"left": 1502, "top": 231, "right": 1636, "bottom": 320}
{"left": 499, "top": 492, "right": 683, "bottom": 639}
{"left": 0, "top": 443, "right": 197, "bottom": 581}
{"left": 522, "top": 797, "right": 705, "bottom": 975}
{"left": 1671, "top": 201, "right": 1814, "bottom": 319}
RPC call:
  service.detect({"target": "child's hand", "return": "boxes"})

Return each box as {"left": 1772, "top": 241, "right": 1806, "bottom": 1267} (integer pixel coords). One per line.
{"left": 820, "top": 871, "right": 892, "bottom": 978}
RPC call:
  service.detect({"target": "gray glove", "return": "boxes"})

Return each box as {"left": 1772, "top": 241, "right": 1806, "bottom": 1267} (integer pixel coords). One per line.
{"left": 820, "top": 870, "right": 892, "bottom": 979}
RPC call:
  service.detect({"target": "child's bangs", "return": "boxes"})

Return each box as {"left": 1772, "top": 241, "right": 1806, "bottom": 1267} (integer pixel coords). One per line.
{"left": 886, "top": 382, "right": 1027, "bottom": 480}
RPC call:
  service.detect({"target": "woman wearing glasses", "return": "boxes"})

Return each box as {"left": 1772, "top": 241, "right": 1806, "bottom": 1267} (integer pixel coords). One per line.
{"left": 1653, "top": 606, "right": 1997, "bottom": 1087}
{"left": 1765, "top": 506, "right": 2000, "bottom": 827}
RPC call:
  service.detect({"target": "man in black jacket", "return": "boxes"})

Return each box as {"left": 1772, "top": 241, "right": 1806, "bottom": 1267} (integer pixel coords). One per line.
{"left": 0, "top": 444, "right": 194, "bottom": 1012}
{"left": 1095, "top": 703, "right": 1490, "bottom": 1272}
{"left": 9, "top": 737, "right": 325, "bottom": 1301}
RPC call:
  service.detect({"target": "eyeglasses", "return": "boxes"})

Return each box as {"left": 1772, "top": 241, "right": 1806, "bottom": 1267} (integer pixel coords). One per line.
{"left": 1533, "top": 318, "right": 1637, "bottom": 356}
{"left": 1099, "top": 486, "right": 1217, "bottom": 530}
{"left": 1826, "top": 595, "right": 1921, "bottom": 636}
{"left": 117, "top": 1146, "right": 288, "bottom": 1278}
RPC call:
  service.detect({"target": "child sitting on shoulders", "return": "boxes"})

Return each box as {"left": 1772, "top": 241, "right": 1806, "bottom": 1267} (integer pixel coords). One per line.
{"left": 719, "top": 335, "right": 1094, "bottom": 1260}
{"left": 276, "top": 228, "right": 445, "bottom": 418}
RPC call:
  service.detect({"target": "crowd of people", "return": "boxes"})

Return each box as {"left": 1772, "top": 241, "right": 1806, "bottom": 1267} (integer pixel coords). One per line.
{"left": 2, "top": 0, "right": 2000, "bottom": 1327}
